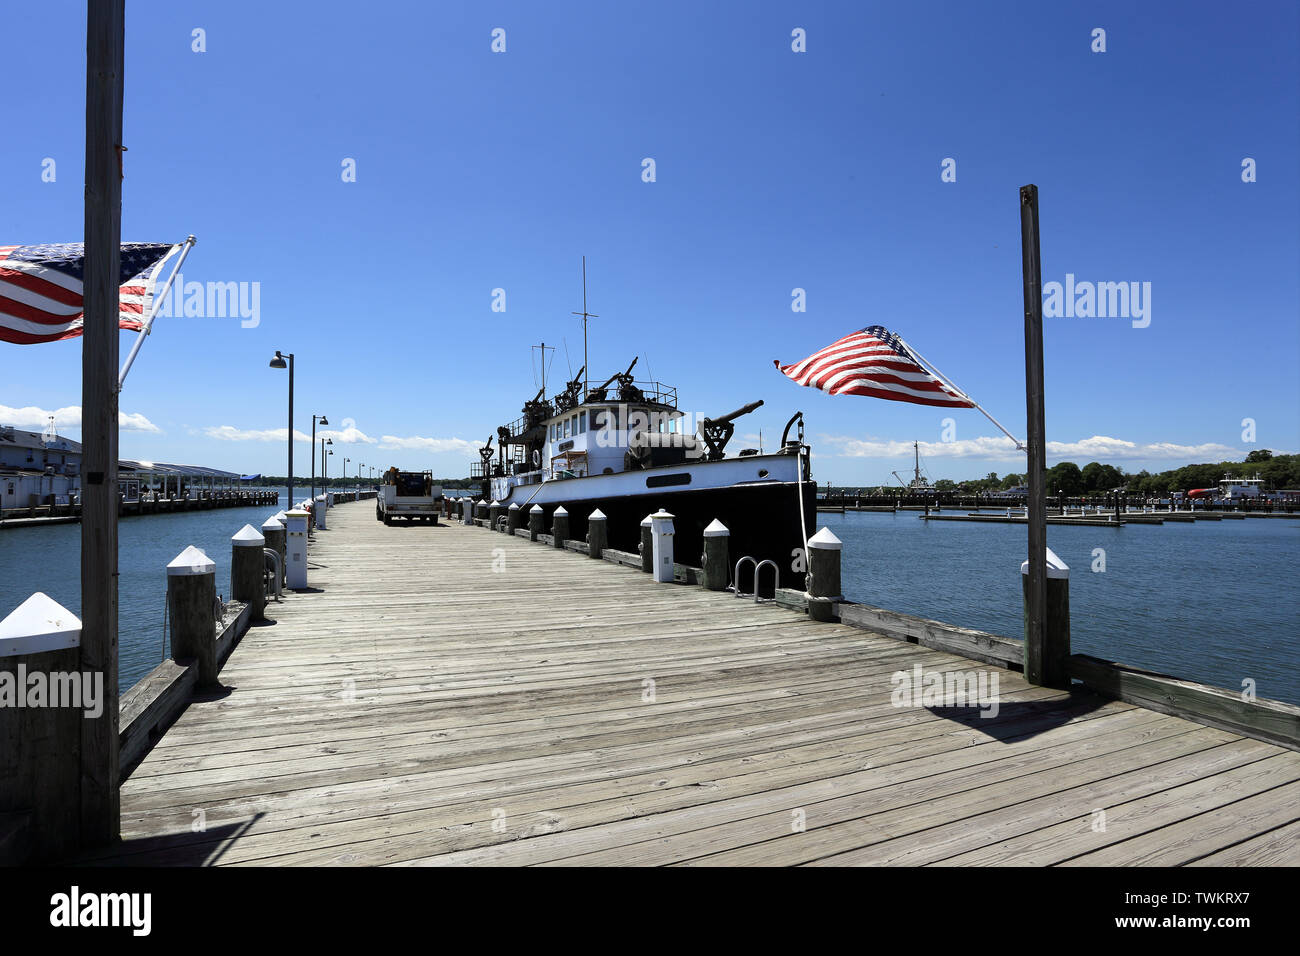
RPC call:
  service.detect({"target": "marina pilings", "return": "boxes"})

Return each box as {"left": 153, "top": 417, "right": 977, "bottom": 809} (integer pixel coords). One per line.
{"left": 529, "top": 504, "right": 544, "bottom": 541}
{"left": 508, "top": 502, "right": 523, "bottom": 533}
{"left": 262, "top": 515, "right": 287, "bottom": 587}
{"left": 489, "top": 500, "right": 505, "bottom": 532}
{"left": 552, "top": 506, "right": 569, "bottom": 549}
{"left": 587, "top": 509, "right": 607, "bottom": 560}
{"left": 0, "top": 593, "right": 84, "bottom": 863}
{"left": 639, "top": 514, "right": 654, "bottom": 573}
{"left": 701, "top": 519, "right": 730, "bottom": 591}
{"left": 1022, "top": 548, "right": 1070, "bottom": 686}
{"left": 166, "top": 546, "right": 218, "bottom": 687}
{"left": 231, "top": 524, "right": 267, "bottom": 622}
{"left": 806, "top": 527, "right": 843, "bottom": 622}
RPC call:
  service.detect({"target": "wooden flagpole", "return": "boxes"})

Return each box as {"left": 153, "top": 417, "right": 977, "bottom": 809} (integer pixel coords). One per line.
{"left": 1020, "top": 184, "right": 1060, "bottom": 687}
{"left": 81, "top": 0, "right": 125, "bottom": 846}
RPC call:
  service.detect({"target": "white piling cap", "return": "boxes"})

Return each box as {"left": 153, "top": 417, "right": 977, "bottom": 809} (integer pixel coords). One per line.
{"left": 808, "top": 527, "right": 843, "bottom": 550}
{"left": 554, "top": 506, "right": 568, "bottom": 516}
{"left": 490, "top": 500, "right": 500, "bottom": 507}
{"left": 641, "top": 514, "right": 654, "bottom": 526}
{"left": 477, "top": 499, "right": 487, "bottom": 506}
{"left": 233, "top": 524, "right": 266, "bottom": 547}
{"left": 1021, "top": 547, "right": 1069, "bottom": 579}
{"left": 530, "top": 504, "right": 544, "bottom": 513}
{"left": 589, "top": 508, "right": 606, "bottom": 520}
{"left": 167, "top": 545, "right": 216, "bottom": 576}
{"left": 273, "top": 511, "right": 287, "bottom": 521}
{"left": 703, "top": 519, "right": 730, "bottom": 537}
{"left": 0, "top": 592, "right": 81, "bottom": 657}
{"left": 262, "top": 516, "right": 284, "bottom": 531}
{"left": 508, "top": 502, "right": 521, "bottom": 510}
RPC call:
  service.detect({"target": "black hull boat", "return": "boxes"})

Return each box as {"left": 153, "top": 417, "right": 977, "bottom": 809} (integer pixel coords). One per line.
{"left": 470, "top": 355, "right": 817, "bottom": 594}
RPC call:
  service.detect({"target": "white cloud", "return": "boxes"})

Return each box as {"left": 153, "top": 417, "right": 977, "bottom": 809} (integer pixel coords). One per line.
{"left": 377, "top": 435, "right": 481, "bottom": 455}
{"left": 0, "top": 403, "right": 161, "bottom": 433}
{"left": 200, "top": 424, "right": 481, "bottom": 456}
{"left": 318, "top": 426, "right": 376, "bottom": 444}
{"left": 203, "top": 425, "right": 312, "bottom": 443}
{"left": 820, "top": 433, "right": 1242, "bottom": 463}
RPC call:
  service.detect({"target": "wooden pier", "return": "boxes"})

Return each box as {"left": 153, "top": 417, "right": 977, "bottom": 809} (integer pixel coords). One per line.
{"left": 66, "top": 499, "right": 1300, "bottom": 866}
{"left": 0, "top": 490, "right": 280, "bottom": 529}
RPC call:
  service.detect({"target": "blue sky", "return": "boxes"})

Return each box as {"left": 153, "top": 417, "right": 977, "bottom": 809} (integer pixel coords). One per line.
{"left": 2, "top": 0, "right": 1297, "bottom": 485}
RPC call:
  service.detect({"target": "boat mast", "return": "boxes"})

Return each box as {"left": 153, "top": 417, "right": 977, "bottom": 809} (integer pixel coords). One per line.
{"left": 532, "top": 341, "right": 554, "bottom": 394}
{"left": 913, "top": 440, "right": 922, "bottom": 487}
{"left": 571, "top": 255, "right": 598, "bottom": 401}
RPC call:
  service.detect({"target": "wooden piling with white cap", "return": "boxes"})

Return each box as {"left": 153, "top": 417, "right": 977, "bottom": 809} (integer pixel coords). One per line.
{"left": 806, "top": 527, "right": 842, "bottom": 622}
{"left": 231, "top": 524, "right": 267, "bottom": 621}
{"left": 639, "top": 513, "right": 654, "bottom": 573}
{"left": 587, "top": 509, "right": 607, "bottom": 559}
{"left": 262, "top": 514, "right": 286, "bottom": 587}
{"left": 552, "top": 506, "right": 569, "bottom": 549}
{"left": 166, "top": 545, "right": 217, "bottom": 686}
{"left": 702, "top": 519, "right": 730, "bottom": 591}
{"left": 1022, "top": 546, "right": 1070, "bottom": 687}
{"left": 0, "top": 592, "right": 83, "bottom": 863}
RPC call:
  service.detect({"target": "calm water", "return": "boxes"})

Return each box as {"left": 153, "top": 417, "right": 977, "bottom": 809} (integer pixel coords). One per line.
{"left": 0, "top": 490, "right": 294, "bottom": 694}
{"left": 2, "top": 496, "right": 1297, "bottom": 705}
{"left": 823, "top": 511, "right": 1300, "bottom": 706}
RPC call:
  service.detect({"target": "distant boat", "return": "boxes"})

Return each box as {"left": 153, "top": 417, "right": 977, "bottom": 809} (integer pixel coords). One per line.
{"left": 891, "top": 440, "right": 935, "bottom": 494}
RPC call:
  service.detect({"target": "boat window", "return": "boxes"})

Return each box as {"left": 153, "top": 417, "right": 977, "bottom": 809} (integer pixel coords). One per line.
{"left": 579, "top": 411, "right": 586, "bottom": 433}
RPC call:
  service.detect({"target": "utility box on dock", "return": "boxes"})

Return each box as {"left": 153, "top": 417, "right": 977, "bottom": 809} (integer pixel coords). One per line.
{"left": 314, "top": 495, "right": 328, "bottom": 530}
{"left": 651, "top": 509, "right": 675, "bottom": 583}
{"left": 284, "top": 509, "right": 310, "bottom": 589}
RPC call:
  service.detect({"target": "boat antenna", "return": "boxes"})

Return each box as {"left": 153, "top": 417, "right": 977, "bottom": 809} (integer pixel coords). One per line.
{"left": 531, "top": 341, "right": 555, "bottom": 394}
{"left": 571, "top": 255, "right": 598, "bottom": 401}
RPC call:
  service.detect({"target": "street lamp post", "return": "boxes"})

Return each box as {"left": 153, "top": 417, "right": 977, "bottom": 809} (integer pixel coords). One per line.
{"left": 320, "top": 437, "right": 333, "bottom": 494}
{"left": 269, "top": 351, "right": 294, "bottom": 507}
{"left": 310, "top": 414, "right": 328, "bottom": 503}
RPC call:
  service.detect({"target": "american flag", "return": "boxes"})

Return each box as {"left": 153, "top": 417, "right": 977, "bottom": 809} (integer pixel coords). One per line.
{"left": 775, "top": 325, "right": 976, "bottom": 408}
{"left": 0, "top": 241, "right": 180, "bottom": 344}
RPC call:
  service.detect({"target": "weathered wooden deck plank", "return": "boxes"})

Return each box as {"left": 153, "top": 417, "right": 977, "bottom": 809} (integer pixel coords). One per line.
{"left": 87, "top": 501, "right": 1300, "bottom": 867}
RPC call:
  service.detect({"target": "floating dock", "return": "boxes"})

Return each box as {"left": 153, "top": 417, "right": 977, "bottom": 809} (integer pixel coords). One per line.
{"left": 76, "top": 500, "right": 1300, "bottom": 866}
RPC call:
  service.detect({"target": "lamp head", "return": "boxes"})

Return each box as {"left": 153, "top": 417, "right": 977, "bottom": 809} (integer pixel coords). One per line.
{"left": 269, "top": 351, "right": 287, "bottom": 370}
{"left": 319, "top": 415, "right": 328, "bottom": 425}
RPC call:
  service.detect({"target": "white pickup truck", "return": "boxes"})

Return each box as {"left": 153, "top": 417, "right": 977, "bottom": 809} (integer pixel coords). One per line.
{"left": 376, "top": 469, "right": 442, "bottom": 526}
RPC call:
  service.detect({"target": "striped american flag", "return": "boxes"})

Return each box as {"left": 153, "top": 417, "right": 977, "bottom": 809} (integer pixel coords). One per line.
{"left": 775, "top": 325, "right": 975, "bottom": 408}
{"left": 0, "top": 241, "right": 180, "bottom": 344}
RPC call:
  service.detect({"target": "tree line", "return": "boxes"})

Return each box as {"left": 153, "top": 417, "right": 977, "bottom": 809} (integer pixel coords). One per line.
{"left": 844, "top": 450, "right": 1297, "bottom": 497}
